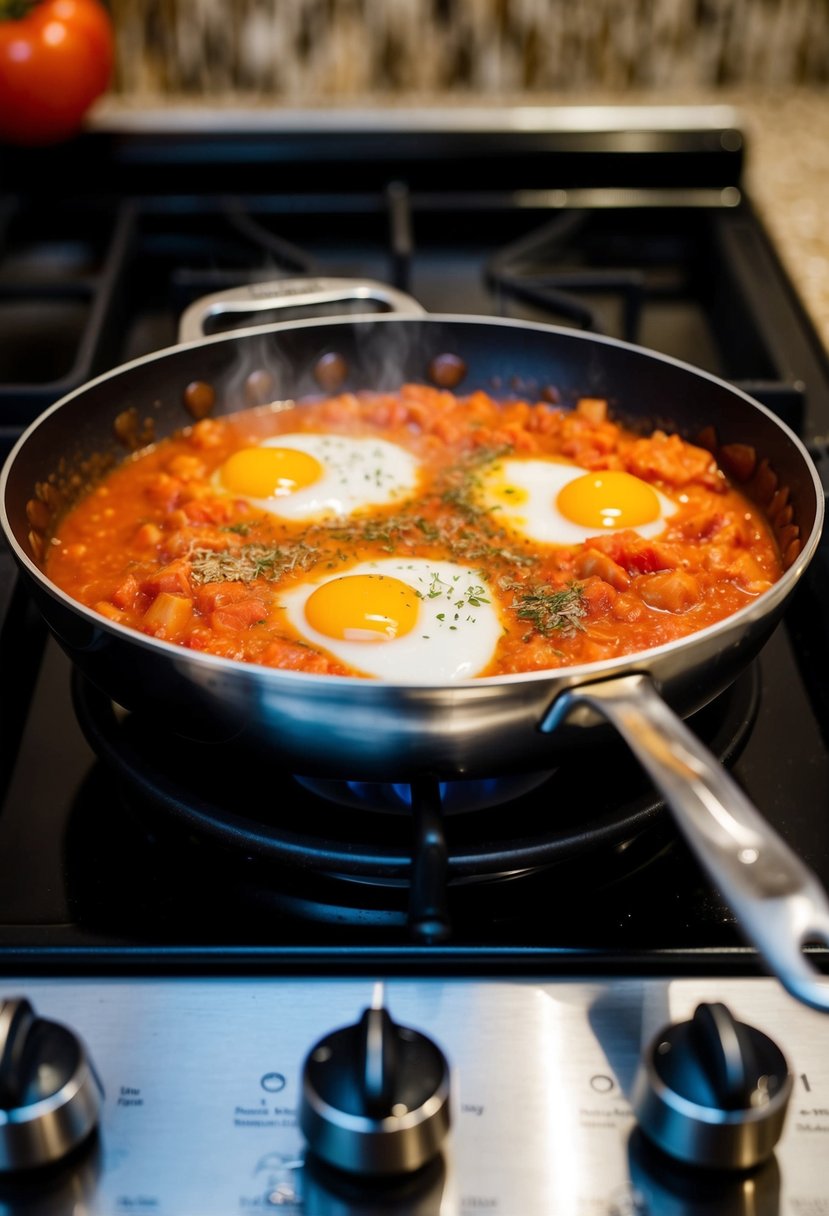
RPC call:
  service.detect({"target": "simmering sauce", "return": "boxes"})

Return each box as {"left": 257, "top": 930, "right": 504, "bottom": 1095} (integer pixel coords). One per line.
{"left": 43, "top": 386, "right": 785, "bottom": 680}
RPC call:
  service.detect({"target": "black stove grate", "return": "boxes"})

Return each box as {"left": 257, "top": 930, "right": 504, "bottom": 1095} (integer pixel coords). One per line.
{"left": 0, "top": 197, "right": 819, "bottom": 446}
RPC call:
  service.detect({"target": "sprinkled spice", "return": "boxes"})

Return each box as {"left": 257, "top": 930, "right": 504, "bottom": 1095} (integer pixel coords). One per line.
{"left": 500, "top": 579, "right": 586, "bottom": 640}
{"left": 189, "top": 542, "right": 318, "bottom": 584}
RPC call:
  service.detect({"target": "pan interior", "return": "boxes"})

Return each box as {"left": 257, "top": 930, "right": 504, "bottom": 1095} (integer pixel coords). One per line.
{"left": 1, "top": 314, "right": 822, "bottom": 766}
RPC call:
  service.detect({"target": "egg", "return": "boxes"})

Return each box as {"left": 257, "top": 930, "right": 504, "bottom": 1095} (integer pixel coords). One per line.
{"left": 213, "top": 432, "right": 420, "bottom": 521}
{"left": 478, "top": 456, "right": 677, "bottom": 545}
{"left": 279, "top": 558, "right": 503, "bottom": 681}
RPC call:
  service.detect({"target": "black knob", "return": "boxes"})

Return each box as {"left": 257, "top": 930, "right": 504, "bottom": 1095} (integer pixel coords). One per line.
{"left": 0, "top": 998, "right": 102, "bottom": 1171}
{"left": 632, "top": 1002, "right": 792, "bottom": 1170}
{"left": 299, "top": 1004, "right": 451, "bottom": 1177}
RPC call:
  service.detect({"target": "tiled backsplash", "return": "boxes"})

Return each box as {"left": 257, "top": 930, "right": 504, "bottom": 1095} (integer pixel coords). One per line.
{"left": 109, "top": 0, "right": 829, "bottom": 98}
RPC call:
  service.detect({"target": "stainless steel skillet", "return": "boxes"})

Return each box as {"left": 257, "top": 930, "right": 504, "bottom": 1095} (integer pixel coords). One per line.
{"left": 2, "top": 277, "right": 828, "bottom": 1010}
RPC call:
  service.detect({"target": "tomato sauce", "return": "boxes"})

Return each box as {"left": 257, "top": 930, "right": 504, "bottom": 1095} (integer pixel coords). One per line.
{"left": 43, "top": 386, "right": 785, "bottom": 678}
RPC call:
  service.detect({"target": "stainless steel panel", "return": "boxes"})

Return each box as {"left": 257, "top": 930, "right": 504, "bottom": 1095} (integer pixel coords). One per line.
{"left": 0, "top": 976, "right": 826, "bottom": 1214}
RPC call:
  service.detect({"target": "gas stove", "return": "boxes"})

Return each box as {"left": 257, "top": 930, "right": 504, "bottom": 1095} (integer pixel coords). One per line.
{"left": 1, "top": 107, "right": 829, "bottom": 1211}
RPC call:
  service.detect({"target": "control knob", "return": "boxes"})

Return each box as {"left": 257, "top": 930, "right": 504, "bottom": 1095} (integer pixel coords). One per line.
{"left": 0, "top": 997, "right": 102, "bottom": 1171}
{"left": 300, "top": 1002, "right": 451, "bottom": 1176}
{"left": 632, "top": 1001, "right": 792, "bottom": 1170}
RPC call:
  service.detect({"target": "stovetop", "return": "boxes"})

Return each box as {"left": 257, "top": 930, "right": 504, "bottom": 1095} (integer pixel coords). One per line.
{"left": 1, "top": 112, "right": 829, "bottom": 977}
{"left": 3, "top": 111, "right": 829, "bottom": 1216}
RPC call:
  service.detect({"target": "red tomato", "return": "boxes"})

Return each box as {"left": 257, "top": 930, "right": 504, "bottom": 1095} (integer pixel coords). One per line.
{"left": 0, "top": 0, "right": 114, "bottom": 145}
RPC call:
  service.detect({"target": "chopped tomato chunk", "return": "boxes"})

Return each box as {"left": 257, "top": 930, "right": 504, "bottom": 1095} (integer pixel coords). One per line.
{"left": 624, "top": 432, "right": 719, "bottom": 489}
{"left": 211, "top": 597, "right": 268, "bottom": 632}
{"left": 140, "top": 558, "right": 193, "bottom": 598}
{"left": 144, "top": 473, "right": 184, "bottom": 509}
{"left": 574, "top": 548, "right": 630, "bottom": 590}
{"left": 111, "top": 573, "right": 142, "bottom": 610}
{"left": 261, "top": 639, "right": 341, "bottom": 673}
{"left": 581, "top": 576, "right": 617, "bottom": 616}
{"left": 637, "top": 570, "right": 701, "bottom": 614}
{"left": 192, "top": 581, "right": 255, "bottom": 614}
{"left": 584, "top": 531, "right": 678, "bottom": 575}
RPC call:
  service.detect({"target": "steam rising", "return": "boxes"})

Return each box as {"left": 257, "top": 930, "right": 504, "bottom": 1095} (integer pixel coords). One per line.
{"left": 212, "top": 314, "right": 427, "bottom": 416}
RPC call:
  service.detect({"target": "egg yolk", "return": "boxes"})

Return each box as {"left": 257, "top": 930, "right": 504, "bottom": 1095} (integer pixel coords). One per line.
{"left": 305, "top": 574, "right": 419, "bottom": 642}
{"left": 557, "top": 470, "right": 661, "bottom": 529}
{"left": 219, "top": 446, "right": 322, "bottom": 498}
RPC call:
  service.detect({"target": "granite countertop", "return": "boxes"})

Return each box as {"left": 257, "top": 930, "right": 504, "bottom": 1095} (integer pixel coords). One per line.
{"left": 721, "top": 88, "right": 829, "bottom": 359}
{"left": 93, "top": 85, "right": 829, "bottom": 354}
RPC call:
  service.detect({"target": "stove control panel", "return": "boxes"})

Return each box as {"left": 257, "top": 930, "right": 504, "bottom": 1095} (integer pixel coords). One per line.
{"left": 0, "top": 976, "right": 826, "bottom": 1214}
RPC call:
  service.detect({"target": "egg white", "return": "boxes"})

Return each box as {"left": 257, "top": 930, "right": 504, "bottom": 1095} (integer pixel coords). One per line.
{"left": 213, "top": 432, "right": 421, "bottom": 521}
{"left": 479, "top": 457, "right": 677, "bottom": 545}
{"left": 279, "top": 558, "right": 503, "bottom": 681}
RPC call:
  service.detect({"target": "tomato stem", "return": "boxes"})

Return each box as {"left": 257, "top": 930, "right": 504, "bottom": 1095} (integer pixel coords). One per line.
{"left": 0, "top": 0, "right": 40, "bottom": 18}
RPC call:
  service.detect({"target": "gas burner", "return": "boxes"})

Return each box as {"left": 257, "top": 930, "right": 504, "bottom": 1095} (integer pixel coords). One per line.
{"left": 293, "top": 770, "right": 556, "bottom": 814}
{"left": 65, "top": 664, "right": 760, "bottom": 942}
{"left": 63, "top": 773, "right": 682, "bottom": 938}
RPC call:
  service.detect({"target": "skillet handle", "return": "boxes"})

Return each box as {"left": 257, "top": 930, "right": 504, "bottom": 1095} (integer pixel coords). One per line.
{"left": 177, "top": 276, "right": 426, "bottom": 343}
{"left": 542, "top": 673, "right": 829, "bottom": 1013}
